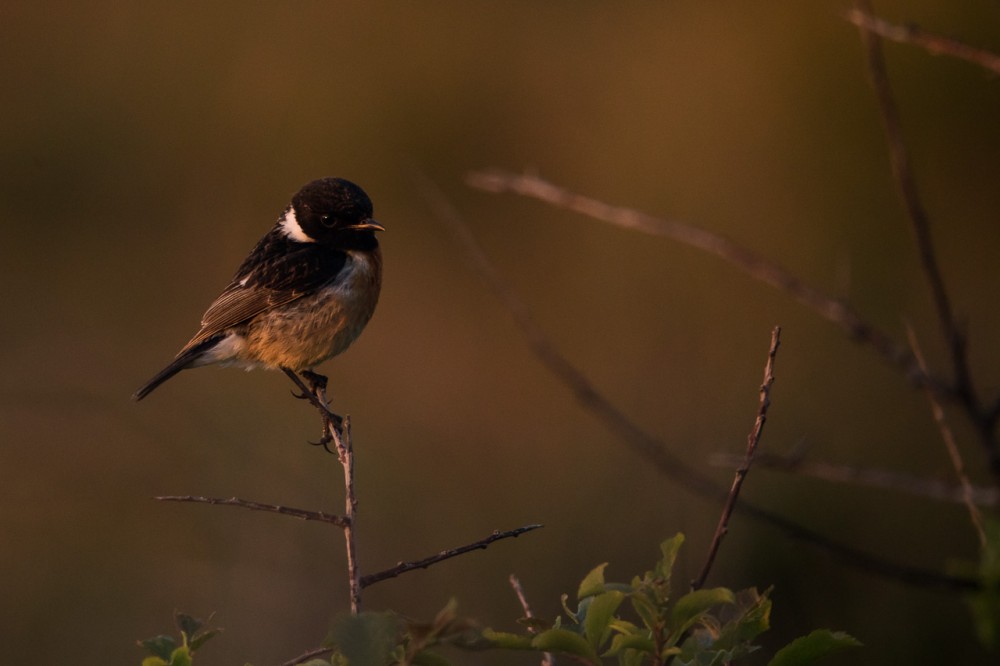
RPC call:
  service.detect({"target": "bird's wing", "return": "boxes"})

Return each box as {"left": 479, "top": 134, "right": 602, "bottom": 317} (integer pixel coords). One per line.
{"left": 179, "top": 236, "right": 348, "bottom": 352}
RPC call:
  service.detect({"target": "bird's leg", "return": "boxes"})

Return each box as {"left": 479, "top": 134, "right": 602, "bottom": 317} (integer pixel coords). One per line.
{"left": 283, "top": 367, "right": 312, "bottom": 400}
{"left": 282, "top": 367, "right": 343, "bottom": 453}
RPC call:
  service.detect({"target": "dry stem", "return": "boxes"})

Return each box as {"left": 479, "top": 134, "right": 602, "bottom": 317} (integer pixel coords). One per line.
{"left": 509, "top": 574, "right": 555, "bottom": 666}
{"left": 907, "top": 326, "right": 987, "bottom": 547}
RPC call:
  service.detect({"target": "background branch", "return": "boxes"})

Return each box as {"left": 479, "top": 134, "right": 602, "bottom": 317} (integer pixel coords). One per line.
{"left": 854, "top": 0, "right": 996, "bottom": 477}
{"left": 466, "top": 168, "right": 926, "bottom": 391}
{"left": 846, "top": 6, "right": 1000, "bottom": 75}
{"left": 708, "top": 453, "right": 999, "bottom": 508}
{"left": 907, "top": 326, "right": 987, "bottom": 547}
{"left": 418, "top": 174, "right": 979, "bottom": 592}
{"left": 693, "top": 327, "right": 780, "bottom": 590}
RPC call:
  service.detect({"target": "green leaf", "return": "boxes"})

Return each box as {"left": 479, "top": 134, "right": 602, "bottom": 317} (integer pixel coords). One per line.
{"left": 141, "top": 658, "right": 168, "bottom": 666}
{"left": 327, "top": 611, "right": 402, "bottom": 666}
{"left": 175, "top": 613, "right": 203, "bottom": 642}
{"left": 671, "top": 587, "right": 735, "bottom": 634}
{"left": 637, "top": 534, "right": 685, "bottom": 607}
{"left": 583, "top": 591, "right": 625, "bottom": 649}
{"left": 168, "top": 646, "right": 192, "bottom": 666}
{"left": 605, "top": 631, "right": 655, "bottom": 656}
{"left": 560, "top": 594, "right": 577, "bottom": 623}
{"left": 656, "top": 534, "right": 685, "bottom": 581}
{"left": 712, "top": 588, "right": 772, "bottom": 652}
{"left": 961, "top": 520, "right": 1000, "bottom": 649}
{"left": 767, "top": 629, "right": 861, "bottom": 666}
{"left": 629, "top": 591, "right": 659, "bottom": 632}
{"left": 604, "top": 582, "right": 634, "bottom": 594}
{"left": 968, "top": 591, "right": 1000, "bottom": 650}
{"left": 531, "top": 628, "right": 600, "bottom": 663}
{"left": 620, "top": 649, "right": 652, "bottom": 666}
{"left": 516, "top": 616, "right": 552, "bottom": 632}
{"left": 577, "top": 563, "right": 609, "bottom": 599}
{"left": 607, "top": 618, "right": 640, "bottom": 635}
{"left": 432, "top": 598, "right": 458, "bottom": 629}
{"left": 139, "top": 636, "right": 177, "bottom": 660}
{"left": 481, "top": 629, "right": 534, "bottom": 650}
{"left": 189, "top": 628, "right": 222, "bottom": 653}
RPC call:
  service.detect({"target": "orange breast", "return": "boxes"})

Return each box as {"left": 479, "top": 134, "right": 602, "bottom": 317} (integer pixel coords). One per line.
{"left": 242, "top": 249, "right": 382, "bottom": 370}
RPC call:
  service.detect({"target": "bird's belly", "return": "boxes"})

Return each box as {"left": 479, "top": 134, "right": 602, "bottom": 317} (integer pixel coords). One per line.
{"left": 243, "top": 258, "right": 380, "bottom": 371}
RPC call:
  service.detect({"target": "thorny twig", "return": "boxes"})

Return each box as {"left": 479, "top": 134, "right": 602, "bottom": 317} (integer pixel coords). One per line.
{"left": 693, "top": 327, "right": 780, "bottom": 590}
{"left": 360, "top": 524, "right": 544, "bottom": 588}
{"left": 153, "top": 495, "right": 348, "bottom": 527}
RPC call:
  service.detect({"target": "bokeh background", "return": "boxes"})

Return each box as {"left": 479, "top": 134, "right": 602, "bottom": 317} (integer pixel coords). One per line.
{"left": 3, "top": 1, "right": 999, "bottom": 664}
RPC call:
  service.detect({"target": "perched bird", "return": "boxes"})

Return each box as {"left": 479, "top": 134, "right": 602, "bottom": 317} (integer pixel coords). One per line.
{"left": 133, "top": 177, "right": 384, "bottom": 401}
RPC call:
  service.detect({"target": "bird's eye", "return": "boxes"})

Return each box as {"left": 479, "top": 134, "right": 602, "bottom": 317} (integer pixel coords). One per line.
{"left": 320, "top": 214, "right": 335, "bottom": 227}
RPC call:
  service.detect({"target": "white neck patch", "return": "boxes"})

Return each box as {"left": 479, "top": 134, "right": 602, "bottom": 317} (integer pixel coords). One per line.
{"left": 278, "top": 207, "right": 314, "bottom": 243}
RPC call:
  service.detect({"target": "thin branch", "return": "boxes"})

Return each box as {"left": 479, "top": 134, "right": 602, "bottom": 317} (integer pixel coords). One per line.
{"left": 466, "top": 168, "right": 927, "bottom": 391}
{"left": 360, "top": 524, "right": 544, "bottom": 589}
{"left": 846, "top": 6, "right": 1000, "bottom": 76}
{"left": 907, "top": 326, "right": 988, "bottom": 547}
{"left": 278, "top": 646, "right": 333, "bottom": 666}
{"left": 420, "top": 174, "right": 980, "bottom": 592}
{"left": 336, "top": 417, "right": 362, "bottom": 613}
{"left": 285, "top": 369, "right": 361, "bottom": 612}
{"left": 709, "top": 452, "right": 999, "bottom": 508}
{"left": 509, "top": 574, "right": 555, "bottom": 666}
{"left": 694, "top": 327, "right": 780, "bottom": 590}
{"left": 854, "top": 1, "right": 987, "bottom": 460}
{"left": 153, "top": 495, "right": 348, "bottom": 528}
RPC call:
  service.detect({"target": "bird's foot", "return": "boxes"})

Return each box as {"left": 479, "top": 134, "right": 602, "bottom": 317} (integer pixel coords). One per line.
{"left": 282, "top": 367, "right": 343, "bottom": 455}
{"left": 301, "top": 369, "right": 328, "bottom": 392}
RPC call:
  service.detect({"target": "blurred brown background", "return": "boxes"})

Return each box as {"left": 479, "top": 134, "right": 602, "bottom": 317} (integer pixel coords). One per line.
{"left": 2, "top": 1, "right": 999, "bottom": 664}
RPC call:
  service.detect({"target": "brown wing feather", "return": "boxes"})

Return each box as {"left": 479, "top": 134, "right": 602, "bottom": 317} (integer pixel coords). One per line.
{"left": 179, "top": 284, "right": 305, "bottom": 351}
{"left": 175, "top": 232, "right": 350, "bottom": 356}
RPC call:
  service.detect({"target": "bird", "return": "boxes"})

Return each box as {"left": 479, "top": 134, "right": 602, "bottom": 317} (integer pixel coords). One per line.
{"left": 133, "top": 177, "right": 384, "bottom": 401}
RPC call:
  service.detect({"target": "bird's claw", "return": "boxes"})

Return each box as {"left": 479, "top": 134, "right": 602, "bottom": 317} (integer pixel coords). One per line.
{"left": 308, "top": 433, "right": 335, "bottom": 454}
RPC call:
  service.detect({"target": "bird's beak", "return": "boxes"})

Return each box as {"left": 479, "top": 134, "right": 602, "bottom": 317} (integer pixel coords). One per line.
{"left": 350, "top": 219, "right": 385, "bottom": 232}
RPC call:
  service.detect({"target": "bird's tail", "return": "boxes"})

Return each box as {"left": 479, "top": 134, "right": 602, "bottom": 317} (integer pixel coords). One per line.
{"left": 132, "top": 337, "right": 219, "bottom": 401}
